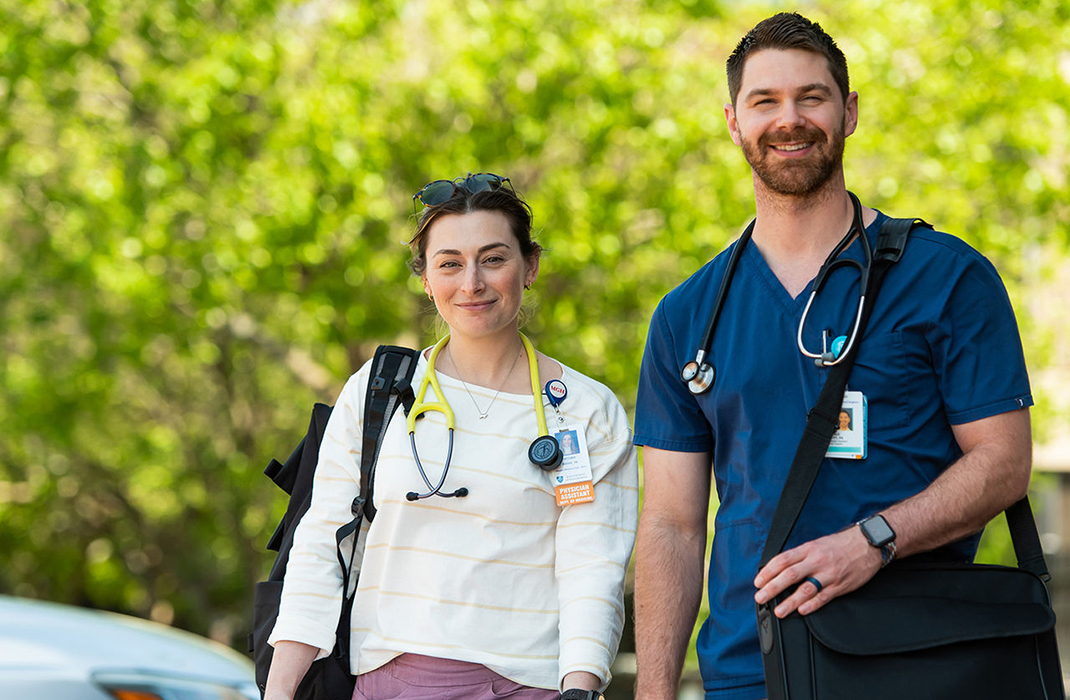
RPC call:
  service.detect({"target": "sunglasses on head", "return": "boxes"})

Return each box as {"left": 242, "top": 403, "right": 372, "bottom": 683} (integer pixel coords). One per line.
{"left": 412, "top": 172, "right": 512, "bottom": 211}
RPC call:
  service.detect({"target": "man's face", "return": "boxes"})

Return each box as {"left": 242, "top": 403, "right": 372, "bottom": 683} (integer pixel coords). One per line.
{"left": 725, "top": 49, "right": 857, "bottom": 198}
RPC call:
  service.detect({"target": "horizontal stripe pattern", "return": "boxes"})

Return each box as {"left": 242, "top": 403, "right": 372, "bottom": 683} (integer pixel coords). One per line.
{"left": 270, "top": 351, "right": 638, "bottom": 691}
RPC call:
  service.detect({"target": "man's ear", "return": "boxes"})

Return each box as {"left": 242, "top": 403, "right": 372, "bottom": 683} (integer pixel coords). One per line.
{"left": 844, "top": 91, "right": 859, "bottom": 138}
{"left": 725, "top": 103, "right": 743, "bottom": 147}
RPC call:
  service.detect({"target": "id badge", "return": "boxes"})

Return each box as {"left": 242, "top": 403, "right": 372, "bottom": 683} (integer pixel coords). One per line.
{"left": 826, "top": 390, "right": 867, "bottom": 459}
{"left": 551, "top": 426, "right": 595, "bottom": 505}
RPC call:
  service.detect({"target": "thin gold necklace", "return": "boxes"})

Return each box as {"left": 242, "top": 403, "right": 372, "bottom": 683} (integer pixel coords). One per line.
{"left": 448, "top": 342, "right": 523, "bottom": 420}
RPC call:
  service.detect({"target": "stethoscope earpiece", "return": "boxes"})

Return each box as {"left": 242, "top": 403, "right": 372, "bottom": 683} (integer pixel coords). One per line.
{"left": 529, "top": 434, "right": 563, "bottom": 471}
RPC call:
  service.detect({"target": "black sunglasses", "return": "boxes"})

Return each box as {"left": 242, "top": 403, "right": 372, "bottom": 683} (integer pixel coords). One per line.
{"left": 412, "top": 172, "right": 512, "bottom": 212}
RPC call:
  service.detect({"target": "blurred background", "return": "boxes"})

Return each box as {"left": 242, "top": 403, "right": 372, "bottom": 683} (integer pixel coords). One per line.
{"left": 1, "top": 0, "right": 1069, "bottom": 696}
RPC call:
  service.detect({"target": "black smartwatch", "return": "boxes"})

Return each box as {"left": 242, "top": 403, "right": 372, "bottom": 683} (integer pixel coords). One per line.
{"left": 857, "top": 514, "right": 897, "bottom": 568}
{"left": 560, "top": 690, "right": 605, "bottom": 700}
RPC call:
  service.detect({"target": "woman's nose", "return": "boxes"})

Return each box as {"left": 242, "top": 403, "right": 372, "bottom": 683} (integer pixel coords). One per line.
{"left": 462, "top": 267, "right": 485, "bottom": 293}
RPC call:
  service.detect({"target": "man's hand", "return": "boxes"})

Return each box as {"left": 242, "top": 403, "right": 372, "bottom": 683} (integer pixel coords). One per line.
{"left": 753, "top": 524, "right": 881, "bottom": 618}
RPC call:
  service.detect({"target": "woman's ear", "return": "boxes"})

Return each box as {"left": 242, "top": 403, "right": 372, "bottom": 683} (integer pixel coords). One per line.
{"left": 524, "top": 251, "right": 541, "bottom": 289}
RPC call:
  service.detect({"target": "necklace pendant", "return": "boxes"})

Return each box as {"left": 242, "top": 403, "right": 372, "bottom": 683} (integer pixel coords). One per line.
{"left": 479, "top": 413, "right": 488, "bottom": 420}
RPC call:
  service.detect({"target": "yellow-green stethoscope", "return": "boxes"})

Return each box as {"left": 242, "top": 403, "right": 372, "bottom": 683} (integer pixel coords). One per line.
{"left": 404, "top": 333, "right": 563, "bottom": 501}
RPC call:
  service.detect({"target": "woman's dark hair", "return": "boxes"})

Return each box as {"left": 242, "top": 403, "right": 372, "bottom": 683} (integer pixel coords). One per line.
{"left": 726, "top": 12, "right": 849, "bottom": 106}
{"left": 408, "top": 184, "right": 541, "bottom": 275}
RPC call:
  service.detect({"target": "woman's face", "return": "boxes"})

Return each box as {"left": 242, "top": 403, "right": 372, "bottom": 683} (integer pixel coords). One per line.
{"left": 421, "top": 211, "right": 538, "bottom": 343}
{"left": 838, "top": 411, "right": 850, "bottom": 430}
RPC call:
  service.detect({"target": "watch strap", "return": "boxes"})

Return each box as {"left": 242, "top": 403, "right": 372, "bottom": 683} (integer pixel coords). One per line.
{"left": 560, "top": 690, "right": 604, "bottom": 700}
{"left": 880, "top": 540, "right": 897, "bottom": 568}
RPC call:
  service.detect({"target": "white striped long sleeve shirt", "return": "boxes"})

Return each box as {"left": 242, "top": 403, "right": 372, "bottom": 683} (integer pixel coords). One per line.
{"left": 269, "top": 351, "right": 639, "bottom": 690}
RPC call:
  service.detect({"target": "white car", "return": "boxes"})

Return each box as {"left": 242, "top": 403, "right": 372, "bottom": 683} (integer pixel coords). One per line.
{"left": 0, "top": 594, "right": 259, "bottom": 699}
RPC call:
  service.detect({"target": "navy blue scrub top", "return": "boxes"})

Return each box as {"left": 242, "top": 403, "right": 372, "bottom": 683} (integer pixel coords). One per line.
{"left": 634, "top": 211, "right": 1032, "bottom": 700}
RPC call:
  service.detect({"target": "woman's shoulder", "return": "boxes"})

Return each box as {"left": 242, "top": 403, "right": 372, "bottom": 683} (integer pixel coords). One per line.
{"left": 548, "top": 358, "right": 628, "bottom": 417}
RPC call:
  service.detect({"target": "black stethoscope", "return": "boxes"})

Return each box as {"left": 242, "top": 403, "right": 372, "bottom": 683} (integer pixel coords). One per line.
{"left": 405, "top": 333, "right": 563, "bottom": 500}
{"left": 680, "top": 192, "right": 872, "bottom": 395}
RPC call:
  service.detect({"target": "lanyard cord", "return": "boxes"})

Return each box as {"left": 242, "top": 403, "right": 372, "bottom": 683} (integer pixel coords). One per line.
{"left": 519, "top": 333, "right": 550, "bottom": 437}
{"left": 411, "top": 334, "right": 550, "bottom": 437}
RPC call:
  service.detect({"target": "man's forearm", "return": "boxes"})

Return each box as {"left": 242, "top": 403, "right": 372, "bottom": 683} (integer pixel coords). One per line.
{"left": 885, "top": 409, "right": 1032, "bottom": 559}
{"left": 754, "top": 409, "right": 1033, "bottom": 619}
{"left": 633, "top": 517, "right": 706, "bottom": 700}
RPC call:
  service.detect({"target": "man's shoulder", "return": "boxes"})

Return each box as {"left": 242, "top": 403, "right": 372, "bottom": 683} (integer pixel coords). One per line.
{"left": 876, "top": 211, "right": 991, "bottom": 264}
{"left": 873, "top": 212, "right": 1003, "bottom": 286}
{"left": 659, "top": 242, "right": 736, "bottom": 311}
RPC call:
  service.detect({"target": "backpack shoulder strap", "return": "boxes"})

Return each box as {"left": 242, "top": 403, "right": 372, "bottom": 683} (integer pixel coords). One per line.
{"left": 328, "top": 344, "right": 420, "bottom": 668}
{"left": 359, "top": 345, "right": 420, "bottom": 521}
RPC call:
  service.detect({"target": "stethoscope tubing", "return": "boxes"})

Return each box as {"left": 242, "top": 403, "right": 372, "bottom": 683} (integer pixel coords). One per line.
{"left": 680, "top": 220, "right": 756, "bottom": 395}
{"left": 682, "top": 192, "right": 872, "bottom": 394}
{"left": 408, "top": 429, "right": 465, "bottom": 499}
{"left": 796, "top": 192, "right": 872, "bottom": 365}
{"left": 406, "top": 333, "right": 554, "bottom": 500}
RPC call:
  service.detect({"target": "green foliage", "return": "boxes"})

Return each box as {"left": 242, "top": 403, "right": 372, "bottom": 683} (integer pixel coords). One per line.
{"left": 1, "top": 0, "right": 1068, "bottom": 659}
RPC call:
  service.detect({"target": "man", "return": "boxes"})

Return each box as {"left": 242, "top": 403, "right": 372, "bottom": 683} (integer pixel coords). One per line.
{"left": 632, "top": 13, "right": 1032, "bottom": 700}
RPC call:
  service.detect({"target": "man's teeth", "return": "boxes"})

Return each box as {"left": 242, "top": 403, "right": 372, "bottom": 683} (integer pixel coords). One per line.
{"left": 773, "top": 143, "right": 810, "bottom": 152}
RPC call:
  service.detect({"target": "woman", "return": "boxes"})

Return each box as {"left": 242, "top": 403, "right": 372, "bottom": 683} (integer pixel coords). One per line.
{"left": 265, "top": 173, "right": 638, "bottom": 700}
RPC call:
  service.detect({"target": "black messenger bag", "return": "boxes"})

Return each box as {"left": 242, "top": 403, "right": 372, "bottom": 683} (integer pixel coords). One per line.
{"left": 758, "top": 507, "right": 1063, "bottom": 700}
{"left": 757, "top": 215, "right": 1063, "bottom": 699}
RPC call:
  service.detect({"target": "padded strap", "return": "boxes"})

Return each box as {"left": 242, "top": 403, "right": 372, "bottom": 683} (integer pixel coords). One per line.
{"left": 873, "top": 217, "right": 930, "bottom": 264}
{"left": 329, "top": 345, "right": 419, "bottom": 659}
{"left": 360, "top": 345, "right": 420, "bottom": 521}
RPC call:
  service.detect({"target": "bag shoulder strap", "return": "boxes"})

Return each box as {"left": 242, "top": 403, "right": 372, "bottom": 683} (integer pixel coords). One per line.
{"left": 873, "top": 216, "right": 931, "bottom": 264}
{"left": 759, "top": 215, "right": 924, "bottom": 568}
{"left": 336, "top": 344, "right": 419, "bottom": 592}
{"left": 759, "top": 216, "right": 1050, "bottom": 581}
{"left": 358, "top": 344, "right": 420, "bottom": 522}
{"left": 330, "top": 345, "right": 420, "bottom": 665}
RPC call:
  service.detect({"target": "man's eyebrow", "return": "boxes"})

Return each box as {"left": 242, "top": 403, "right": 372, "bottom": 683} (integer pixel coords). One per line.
{"left": 798, "top": 83, "right": 834, "bottom": 96}
{"left": 744, "top": 83, "right": 834, "bottom": 100}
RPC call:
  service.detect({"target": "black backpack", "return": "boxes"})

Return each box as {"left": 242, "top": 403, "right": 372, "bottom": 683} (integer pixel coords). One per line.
{"left": 249, "top": 345, "right": 420, "bottom": 699}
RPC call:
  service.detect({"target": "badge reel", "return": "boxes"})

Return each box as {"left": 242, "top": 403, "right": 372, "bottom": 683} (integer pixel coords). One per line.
{"left": 529, "top": 380, "right": 569, "bottom": 471}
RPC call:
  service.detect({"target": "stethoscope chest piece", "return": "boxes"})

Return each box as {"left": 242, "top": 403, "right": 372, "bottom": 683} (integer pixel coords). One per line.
{"left": 681, "top": 357, "right": 716, "bottom": 395}
{"left": 529, "top": 434, "right": 563, "bottom": 471}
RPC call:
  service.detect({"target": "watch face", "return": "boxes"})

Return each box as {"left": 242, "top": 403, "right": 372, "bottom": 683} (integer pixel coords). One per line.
{"left": 861, "top": 515, "right": 895, "bottom": 547}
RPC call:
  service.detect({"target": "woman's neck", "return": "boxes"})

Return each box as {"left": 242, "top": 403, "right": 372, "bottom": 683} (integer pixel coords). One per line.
{"left": 437, "top": 332, "right": 528, "bottom": 392}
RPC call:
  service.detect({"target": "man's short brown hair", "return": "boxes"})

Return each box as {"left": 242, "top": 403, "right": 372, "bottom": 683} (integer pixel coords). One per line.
{"left": 726, "top": 12, "right": 849, "bottom": 106}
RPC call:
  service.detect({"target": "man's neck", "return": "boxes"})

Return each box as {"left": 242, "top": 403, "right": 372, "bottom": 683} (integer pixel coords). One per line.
{"left": 748, "top": 176, "right": 874, "bottom": 298}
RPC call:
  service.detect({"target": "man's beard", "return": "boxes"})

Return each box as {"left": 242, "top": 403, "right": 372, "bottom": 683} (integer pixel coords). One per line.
{"left": 740, "top": 124, "right": 845, "bottom": 197}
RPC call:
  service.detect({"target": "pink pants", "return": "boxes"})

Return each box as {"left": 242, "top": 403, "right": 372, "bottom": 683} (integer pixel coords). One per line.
{"left": 352, "top": 654, "right": 560, "bottom": 700}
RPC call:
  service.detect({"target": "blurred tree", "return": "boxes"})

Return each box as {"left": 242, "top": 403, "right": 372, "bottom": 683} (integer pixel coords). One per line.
{"left": 0, "top": 0, "right": 1067, "bottom": 671}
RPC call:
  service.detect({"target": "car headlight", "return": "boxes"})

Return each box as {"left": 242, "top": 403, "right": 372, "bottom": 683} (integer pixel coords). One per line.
{"left": 93, "top": 672, "right": 260, "bottom": 700}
